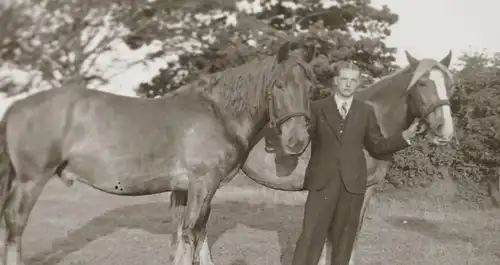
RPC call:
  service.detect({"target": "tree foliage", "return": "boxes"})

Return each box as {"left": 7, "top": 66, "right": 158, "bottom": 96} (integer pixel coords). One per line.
{"left": 452, "top": 52, "right": 500, "bottom": 200}
{"left": 387, "top": 138, "right": 457, "bottom": 188}
{"left": 0, "top": 0, "right": 153, "bottom": 93}
{"left": 130, "top": 0, "right": 400, "bottom": 98}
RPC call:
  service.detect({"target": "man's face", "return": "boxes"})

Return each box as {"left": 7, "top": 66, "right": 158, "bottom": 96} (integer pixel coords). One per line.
{"left": 334, "top": 68, "right": 361, "bottom": 97}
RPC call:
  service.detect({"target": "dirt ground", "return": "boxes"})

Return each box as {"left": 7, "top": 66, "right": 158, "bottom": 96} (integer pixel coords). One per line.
{"left": 6, "top": 175, "right": 500, "bottom": 265}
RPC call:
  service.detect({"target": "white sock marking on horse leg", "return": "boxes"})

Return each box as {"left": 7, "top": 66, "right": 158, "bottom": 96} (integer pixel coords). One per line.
{"left": 199, "top": 234, "right": 214, "bottom": 265}
{"left": 5, "top": 239, "right": 23, "bottom": 265}
{"left": 173, "top": 229, "right": 194, "bottom": 265}
{"left": 173, "top": 238, "right": 185, "bottom": 265}
{"left": 429, "top": 69, "right": 454, "bottom": 138}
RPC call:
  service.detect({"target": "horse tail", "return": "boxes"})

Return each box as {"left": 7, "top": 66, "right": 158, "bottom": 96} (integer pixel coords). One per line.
{"left": 0, "top": 118, "right": 14, "bottom": 219}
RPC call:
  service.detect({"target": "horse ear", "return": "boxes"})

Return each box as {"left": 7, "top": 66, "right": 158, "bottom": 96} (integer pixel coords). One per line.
{"left": 277, "top": 42, "right": 292, "bottom": 63}
{"left": 440, "top": 50, "right": 453, "bottom": 68}
{"left": 302, "top": 45, "right": 316, "bottom": 63}
{"left": 405, "top": 50, "right": 419, "bottom": 66}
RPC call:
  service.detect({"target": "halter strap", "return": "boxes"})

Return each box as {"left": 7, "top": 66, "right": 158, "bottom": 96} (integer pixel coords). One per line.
{"left": 264, "top": 59, "right": 314, "bottom": 155}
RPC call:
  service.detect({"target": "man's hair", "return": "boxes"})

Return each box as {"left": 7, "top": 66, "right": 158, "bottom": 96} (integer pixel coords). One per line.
{"left": 331, "top": 60, "right": 360, "bottom": 76}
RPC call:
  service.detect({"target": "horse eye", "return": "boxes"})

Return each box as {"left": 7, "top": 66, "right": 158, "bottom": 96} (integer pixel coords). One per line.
{"left": 275, "top": 81, "right": 284, "bottom": 89}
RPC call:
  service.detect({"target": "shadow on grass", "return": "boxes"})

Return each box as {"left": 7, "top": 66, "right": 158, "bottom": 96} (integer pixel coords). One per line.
{"left": 27, "top": 201, "right": 304, "bottom": 265}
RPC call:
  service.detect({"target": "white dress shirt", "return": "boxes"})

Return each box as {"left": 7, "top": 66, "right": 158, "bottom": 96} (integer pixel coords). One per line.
{"left": 334, "top": 93, "right": 353, "bottom": 117}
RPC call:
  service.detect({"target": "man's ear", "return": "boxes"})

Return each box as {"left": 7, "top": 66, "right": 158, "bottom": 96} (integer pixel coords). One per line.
{"left": 333, "top": 76, "right": 339, "bottom": 86}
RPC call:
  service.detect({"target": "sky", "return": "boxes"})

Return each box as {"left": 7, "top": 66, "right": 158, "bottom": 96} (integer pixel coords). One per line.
{"left": 371, "top": 0, "right": 499, "bottom": 67}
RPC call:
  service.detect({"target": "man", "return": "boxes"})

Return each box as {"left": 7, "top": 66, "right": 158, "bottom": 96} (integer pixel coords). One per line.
{"left": 291, "top": 61, "right": 419, "bottom": 265}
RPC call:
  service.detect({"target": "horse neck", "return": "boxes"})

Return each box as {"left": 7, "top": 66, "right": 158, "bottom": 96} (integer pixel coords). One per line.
{"left": 208, "top": 93, "right": 270, "bottom": 151}
{"left": 200, "top": 57, "right": 280, "bottom": 149}
{"left": 356, "top": 67, "right": 413, "bottom": 137}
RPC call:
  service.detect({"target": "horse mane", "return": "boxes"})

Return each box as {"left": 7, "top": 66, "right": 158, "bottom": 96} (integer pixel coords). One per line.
{"left": 201, "top": 55, "right": 280, "bottom": 118}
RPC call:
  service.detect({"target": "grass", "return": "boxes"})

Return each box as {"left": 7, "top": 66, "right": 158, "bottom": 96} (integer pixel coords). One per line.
{"left": 3, "top": 175, "right": 499, "bottom": 265}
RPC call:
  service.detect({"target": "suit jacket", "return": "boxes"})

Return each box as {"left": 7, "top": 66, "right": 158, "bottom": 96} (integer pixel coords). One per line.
{"left": 304, "top": 95, "right": 409, "bottom": 194}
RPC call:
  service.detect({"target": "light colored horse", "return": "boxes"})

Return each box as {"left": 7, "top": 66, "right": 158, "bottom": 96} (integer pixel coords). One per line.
{"left": 242, "top": 50, "right": 455, "bottom": 265}
{"left": 0, "top": 41, "right": 318, "bottom": 265}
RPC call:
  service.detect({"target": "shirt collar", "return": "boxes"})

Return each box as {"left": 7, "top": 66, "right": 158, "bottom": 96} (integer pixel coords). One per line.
{"left": 334, "top": 93, "right": 354, "bottom": 108}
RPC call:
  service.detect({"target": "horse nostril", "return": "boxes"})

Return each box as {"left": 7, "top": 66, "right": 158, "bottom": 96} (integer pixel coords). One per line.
{"left": 431, "top": 121, "right": 444, "bottom": 135}
{"left": 436, "top": 123, "right": 443, "bottom": 132}
{"left": 287, "top": 138, "right": 306, "bottom": 153}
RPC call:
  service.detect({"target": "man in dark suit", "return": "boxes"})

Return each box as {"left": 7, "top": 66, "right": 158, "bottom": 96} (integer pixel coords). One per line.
{"left": 291, "top": 61, "right": 419, "bottom": 265}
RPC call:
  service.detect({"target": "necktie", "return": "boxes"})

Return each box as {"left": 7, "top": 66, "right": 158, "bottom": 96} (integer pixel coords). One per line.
{"left": 340, "top": 102, "right": 348, "bottom": 119}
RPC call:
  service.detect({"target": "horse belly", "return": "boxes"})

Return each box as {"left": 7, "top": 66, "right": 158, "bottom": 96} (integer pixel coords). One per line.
{"left": 67, "top": 139, "right": 239, "bottom": 195}
{"left": 63, "top": 130, "right": 236, "bottom": 195}
{"left": 62, "top": 96, "right": 240, "bottom": 195}
{"left": 63, "top": 131, "right": 191, "bottom": 195}
{"left": 65, "top": 156, "right": 190, "bottom": 195}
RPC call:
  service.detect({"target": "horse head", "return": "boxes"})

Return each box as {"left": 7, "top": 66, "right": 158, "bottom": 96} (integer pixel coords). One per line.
{"left": 356, "top": 50, "right": 455, "bottom": 146}
{"left": 403, "top": 51, "right": 455, "bottom": 145}
{"left": 266, "top": 41, "right": 317, "bottom": 156}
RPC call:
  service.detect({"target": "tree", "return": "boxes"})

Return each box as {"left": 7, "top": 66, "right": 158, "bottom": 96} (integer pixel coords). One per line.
{"left": 452, "top": 52, "right": 500, "bottom": 201}
{"left": 127, "top": 0, "right": 400, "bottom": 98}
{"left": 0, "top": 0, "right": 155, "bottom": 94}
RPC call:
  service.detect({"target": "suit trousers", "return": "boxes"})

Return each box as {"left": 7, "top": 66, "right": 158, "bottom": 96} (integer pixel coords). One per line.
{"left": 291, "top": 170, "right": 365, "bottom": 265}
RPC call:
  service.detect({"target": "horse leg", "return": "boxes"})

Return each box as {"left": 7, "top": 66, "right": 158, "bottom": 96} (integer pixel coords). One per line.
{"left": 170, "top": 191, "right": 188, "bottom": 262}
{"left": 170, "top": 190, "right": 214, "bottom": 265}
{"left": 195, "top": 205, "right": 213, "bottom": 265}
{"left": 173, "top": 178, "right": 217, "bottom": 265}
{"left": 3, "top": 173, "right": 50, "bottom": 265}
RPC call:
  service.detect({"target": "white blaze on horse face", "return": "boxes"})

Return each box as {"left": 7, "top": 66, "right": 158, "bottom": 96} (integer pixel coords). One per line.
{"left": 428, "top": 69, "right": 454, "bottom": 140}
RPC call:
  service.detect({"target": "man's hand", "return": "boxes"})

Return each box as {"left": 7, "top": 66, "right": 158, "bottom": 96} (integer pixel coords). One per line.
{"left": 402, "top": 119, "right": 421, "bottom": 145}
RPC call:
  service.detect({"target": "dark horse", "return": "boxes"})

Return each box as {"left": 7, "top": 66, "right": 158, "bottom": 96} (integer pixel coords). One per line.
{"left": 242, "top": 50, "right": 455, "bottom": 265}
{"left": 0, "top": 41, "right": 317, "bottom": 265}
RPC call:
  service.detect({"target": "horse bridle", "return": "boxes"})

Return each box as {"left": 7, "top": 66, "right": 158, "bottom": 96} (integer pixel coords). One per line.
{"left": 407, "top": 69, "right": 454, "bottom": 128}
{"left": 264, "top": 60, "right": 316, "bottom": 155}
{"left": 266, "top": 92, "right": 310, "bottom": 134}
{"left": 414, "top": 95, "right": 451, "bottom": 119}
